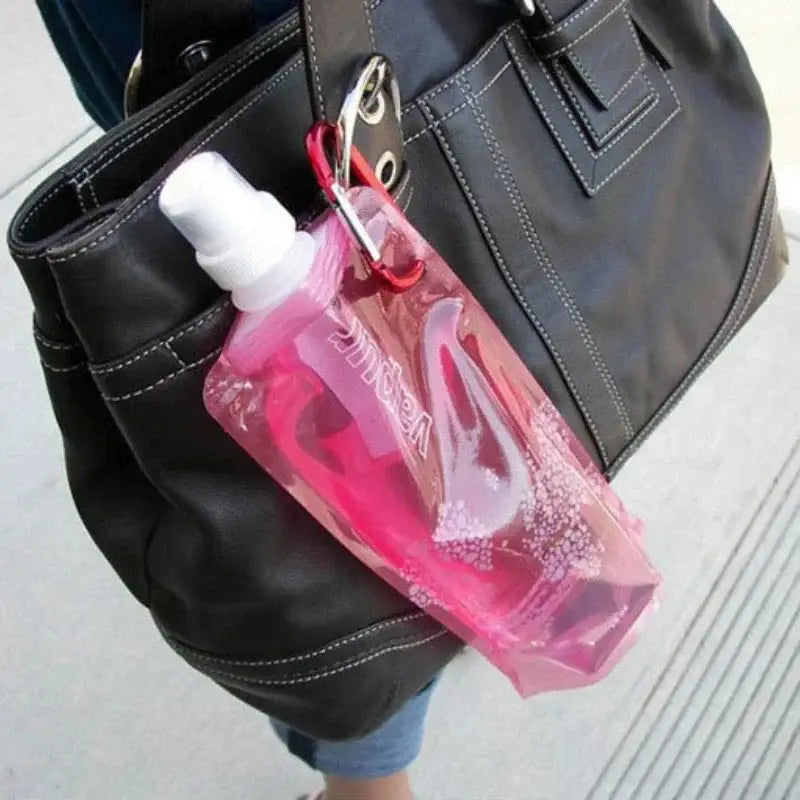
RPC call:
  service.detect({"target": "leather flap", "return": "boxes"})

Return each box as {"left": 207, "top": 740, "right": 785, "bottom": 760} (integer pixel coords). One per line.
{"left": 535, "top": 0, "right": 644, "bottom": 110}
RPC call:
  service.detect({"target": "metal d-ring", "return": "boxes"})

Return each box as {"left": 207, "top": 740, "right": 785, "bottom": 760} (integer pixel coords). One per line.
{"left": 124, "top": 50, "right": 143, "bottom": 118}
{"left": 336, "top": 54, "right": 401, "bottom": 190}
{"left": 514, "top": 0, "right": 537, "bottom": 15}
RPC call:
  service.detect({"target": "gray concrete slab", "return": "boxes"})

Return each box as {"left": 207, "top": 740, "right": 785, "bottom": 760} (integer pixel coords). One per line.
{"left": 0, "top": 1, "right": 93, "bottom": 195}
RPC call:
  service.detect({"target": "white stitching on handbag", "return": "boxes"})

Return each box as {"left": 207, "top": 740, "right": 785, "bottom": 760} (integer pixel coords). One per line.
{"left": 33, "top": 329, "right": 81, "bottom": 351}
{"left": 163, "top": 341, "right": 187, "bottom": 368}
{"left": 541, "top": 50, "right": 661, "bottom": 160}
{"left": 48, "top": 58, "right": 304, "bottom": 264}
{"left": 304, "top": 0, "right": 328, "bottom": 117}
{"left": 71, "top": 176, "right": 88, "bottom": 216}
{"left": 544, "top": 0, "right": 627, "bottom": 60}
{"left": 362, "top": 0, "right": 377, "bottom": 50}
{"left": 89, "top": 300, "right": 231, "bottom": 375}
{"left": 100, "top": 347, "right": 222, "bottom": 402}
{"left": 725, "top": 222, "right": 777, "bottom": 347}
{"left": 404, "top": 61, "right": 512, "bottom": 145}
{"left": 170, "top": 611, "right": 428, "bottom": 667}
{"left": 180, "top": 629, "right": 449, "bottom": 686}
{"left": 419, "top": 99, "right": 611, "bottom": 466}
{"left": 40, "top": 360, "right": 87, "bottom": 374}
{"left": 506, "top": 28, "right": 681, "bottom": 195}
{"left": 17, "top": 183, "right": 68, "bottom": 237}
{"left": 407, "top": 24, "right": 513, "bottom": 109}
{"left": 87, "top": 29, "right": 300, "bottom": 185}
{"left": 533, "top": 0, "right": 605, "bottom": 41}
{"left": 460, "top": 77, "right": 634, "bottom": 440}
{"left": 553, "top": 60, "right": 655, "bottom": 146}
{"left": 84, "top": 18, "right": 298, "bottom": 175}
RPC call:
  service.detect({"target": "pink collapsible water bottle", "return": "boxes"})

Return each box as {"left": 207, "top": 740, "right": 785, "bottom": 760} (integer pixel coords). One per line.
{"left": 159, "top": 152, "right": 659, "bottom": 696}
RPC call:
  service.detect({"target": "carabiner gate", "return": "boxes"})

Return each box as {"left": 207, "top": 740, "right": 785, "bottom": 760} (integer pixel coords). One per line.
{"left": 305, "top": 120, "right": 424, "bottom": 292}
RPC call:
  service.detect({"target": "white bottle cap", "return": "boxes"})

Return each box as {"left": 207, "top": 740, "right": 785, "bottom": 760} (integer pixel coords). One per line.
{"left": 158, "top": 152, "right": 300, "bottom": 294}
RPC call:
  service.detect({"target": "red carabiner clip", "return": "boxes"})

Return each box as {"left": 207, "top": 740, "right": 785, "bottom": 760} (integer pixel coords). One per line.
{"left": 305, "top": 122, "right": 424, "bottom": 291}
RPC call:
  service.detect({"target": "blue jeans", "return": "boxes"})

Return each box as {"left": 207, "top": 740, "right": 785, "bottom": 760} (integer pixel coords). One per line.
{"left": 271, "top": 681, "right": 437, "bottom": 780}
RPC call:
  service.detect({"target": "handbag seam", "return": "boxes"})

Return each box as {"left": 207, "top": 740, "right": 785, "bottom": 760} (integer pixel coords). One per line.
{"left": 70, "top": 176, "right": 88, "bottom": 215}
{"left": 537, "top": 1, "right": 558, "bottom": 25}
{"left": 404, "top": 61, "right": 512, "bottom": 146}
{"left": 460, "top": 78, "right": 634, "bottom": 440}
{"left": 48, "top": 58, "right": 304, "bottom": 265}
{"left": 609, "top": 175, "right": 778, "bottom": 475}
{"left": 304, "top": 0, "right": 328, "bottom": 117}
{"left": 609, "top": 15, "right": 648, "bottom": 105}
{"left": 83, "top": 174, "right": 100, "bottom": 210}
{"left": 40, "top": 360, "right": 87, "bottom": 374}
{"left": 533, "top": 0, "right": 605, "bottom": 41}
{"left": 99, "top": 347, "right": 222, "bottom": 402}
{"left": 82, "top": 18, "right": 298, "bottom": 177}
{"left": 178, "top": 630, "right": 448, "bottom": 686}
{"left": 89, "top": 300, "right": 232, "bottom": 374}
{"left": 33, "top": 328, "right": 81, "bottom": 351}
{"left": 507, "top": 28, "right": 681, "bottom": 195}
{"left": 85, "top": 28, "right": 301, "bottom": 187}
{"left": 401, "top": 24, "right": 513, "bottom": 116}
{"left": 553, "top": 64, "right": 661, "bottom": 159}
{"left": 401, "top": 185, "right": 415, "bottom": 213}
{"left": 362, "top": 0, "right": 377, "bottom": 50}
{"left": 720, "top": 195, "right": 779, "bottom": 351}
{"left": 419, "top": 99, "right": 610, "bottom": 467}
{"left": 394, "top": 170, "right": 412, "bottom": 206}
{"left": 17, "top": 183, "right": 69, "bottom": 238}
{"left": 541, "top": 0, "right": 627, "bottom": 61}
{"left": 16, "top": 20, "right": 299, "bottom": 244}
{"left": 564, "top": 13, "right": 644, "bottom": 108}
{"left": 168, "top": 611, "right": 428, "bottom": 667}
{"left": 163, "top": 341, "right": 187, "bottom": 368}
{"left": 526, "top": 24, "right": 660, "bottom": 158}
{"left": 553, "top": 60, "right": 655, "bottom": 146}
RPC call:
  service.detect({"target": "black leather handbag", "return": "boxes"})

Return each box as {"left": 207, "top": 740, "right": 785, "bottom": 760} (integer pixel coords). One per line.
{"left": 8, "top": 0, "right": 788, "bottom": 739}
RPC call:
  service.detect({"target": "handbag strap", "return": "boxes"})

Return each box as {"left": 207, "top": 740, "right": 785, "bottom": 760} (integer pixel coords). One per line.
{"left": 300, "top": 0, "right": 408, "bottom": 190}
{"left": 300, "top": 0, "right": 378, "bottom": 122}
{"left": 139, "top": 0, "right": 256, "bottom": 106}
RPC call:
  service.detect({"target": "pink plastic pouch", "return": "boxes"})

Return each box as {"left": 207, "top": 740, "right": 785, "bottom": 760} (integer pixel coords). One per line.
{"left": 202, "top": 184, "right": 660, "bottom": 696}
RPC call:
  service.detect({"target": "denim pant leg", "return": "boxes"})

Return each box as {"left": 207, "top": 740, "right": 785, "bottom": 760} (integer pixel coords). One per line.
{"left": 271, "top": 680, "right": 437, "bottom": 780}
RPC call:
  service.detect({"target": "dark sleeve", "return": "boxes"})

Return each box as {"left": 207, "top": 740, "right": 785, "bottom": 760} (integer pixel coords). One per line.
{"left": 35, "top": 0, "right": 141, "bottom": 130}
{"left": 36, "top": 0, "right": 296, "bottom": 131}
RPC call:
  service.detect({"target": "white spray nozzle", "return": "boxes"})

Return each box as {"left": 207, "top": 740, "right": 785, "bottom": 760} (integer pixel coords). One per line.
{"left": 158, "top": 152, "right": 298, "bottom": 293}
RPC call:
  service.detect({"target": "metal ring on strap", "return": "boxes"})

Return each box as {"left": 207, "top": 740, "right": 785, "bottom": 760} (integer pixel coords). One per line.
{"left": 336, "top": 54, "right": 401, "bottom": 189}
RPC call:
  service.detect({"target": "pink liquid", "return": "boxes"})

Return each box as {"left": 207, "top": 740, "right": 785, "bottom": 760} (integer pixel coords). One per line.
{"left": 203, "top": 190, "right": 659, "bottom": 695}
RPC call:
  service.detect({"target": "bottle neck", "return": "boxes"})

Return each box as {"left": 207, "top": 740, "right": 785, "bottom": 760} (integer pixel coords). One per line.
{"left": 222, "top": 231, "right": 318, "bottom": 313}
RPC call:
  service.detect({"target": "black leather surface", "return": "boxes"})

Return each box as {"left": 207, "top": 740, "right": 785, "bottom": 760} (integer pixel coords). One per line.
{"left": 7, "top": 0, "right": 788, "bottom": 738}
{"left": 140, "top": 0, "right": 256, "bottom": 106}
